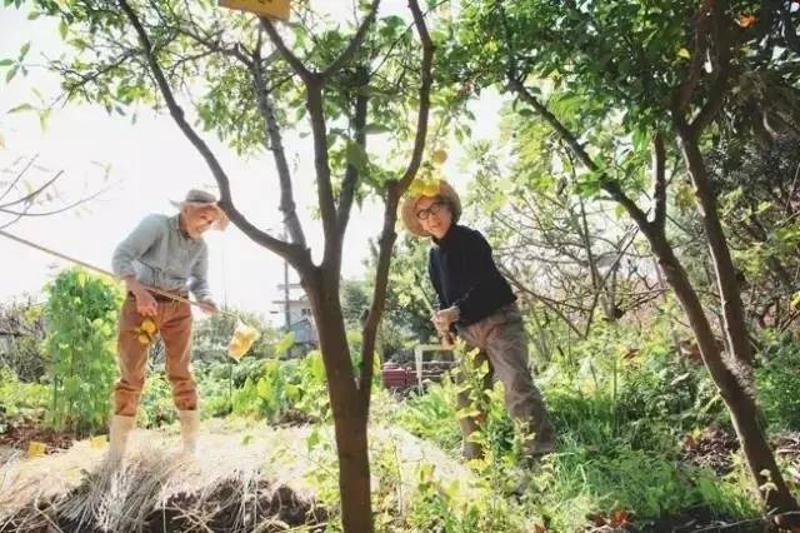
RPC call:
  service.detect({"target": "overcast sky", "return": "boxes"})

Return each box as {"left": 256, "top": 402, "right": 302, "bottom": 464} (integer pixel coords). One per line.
{"left": 0, "top": 1, "right": 501, "bottom": 325}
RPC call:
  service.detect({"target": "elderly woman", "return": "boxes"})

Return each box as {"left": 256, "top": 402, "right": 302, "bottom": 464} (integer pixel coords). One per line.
{"left": 401, "top": 180, "right": 555, "bottom": 461}
{"left": 108, "top": 189, "right": 227, "bottom": 462}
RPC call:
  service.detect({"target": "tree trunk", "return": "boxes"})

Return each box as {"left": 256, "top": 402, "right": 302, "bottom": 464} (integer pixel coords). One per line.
{"left": 304, "top": 269, "right": 373, "bottom": 533}
{"left": 643, "top": 227, "right": 798, "bottom": 514}
{"left": 675, "top": 124, "right": 755, "bottom": 368}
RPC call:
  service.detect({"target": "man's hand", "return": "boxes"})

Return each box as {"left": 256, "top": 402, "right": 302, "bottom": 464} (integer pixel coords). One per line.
{"left": 198, "top": 300, "right": 218, "bottom": 315}
{"left": 125, "top": 277, "right": 157, "bottom": 317}
{"left": 133, "top": 290, "right": 157, "bottom": 317}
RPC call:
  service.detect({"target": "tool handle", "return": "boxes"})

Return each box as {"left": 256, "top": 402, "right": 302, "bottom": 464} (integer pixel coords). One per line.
{"left": 0, "top": 229, "right": 237, "bottom": 318}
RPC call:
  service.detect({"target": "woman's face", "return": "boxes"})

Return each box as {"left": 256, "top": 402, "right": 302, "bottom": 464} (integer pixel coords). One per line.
{"left": 416, "top": 195, "right": 452, "bottom": 239}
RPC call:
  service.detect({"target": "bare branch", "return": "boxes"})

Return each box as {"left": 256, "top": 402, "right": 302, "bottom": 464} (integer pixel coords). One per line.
{"left": 0, "top": 155, "right": 38, "bottom": 204}
{"left": 0, "top": 170, "right": 65, "bottom": 210}
{"left": 0, "top": 183, "right": 107, "bottom": 217}
{"left": 502, "top": 269, "right": 584, "bottom": 337}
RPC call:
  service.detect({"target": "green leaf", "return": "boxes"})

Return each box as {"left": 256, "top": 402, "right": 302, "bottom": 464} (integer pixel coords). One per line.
{"left": 39, "top": 108, "right": 51, "bottom": 130}
{"left": 345, "top": 140, "right": 369, "bottom": 171}
{"left": 6, "top": 66, "right": 18, "bottom": 83}
{"left": 7, "top": 103, "right": 34, "bottom": 114}
{"left": 364, "top": 123, "right": 390, "bottom": 134}
{"left": 306, "top": 427, "right": 321, "bottom": 452}
{"left": 0, "top": 59, "right": 13, "bottom": 67}
{"left": 677, "top": 48, "right": 691, "bottom": 60}
{"left": 58, "top": 20, "right": 68, "bottom": 40}
{"left": 18, "top": 42, "right": 30, "bottom": 61}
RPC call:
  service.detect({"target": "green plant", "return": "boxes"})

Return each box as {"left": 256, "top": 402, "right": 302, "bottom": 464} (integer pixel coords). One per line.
{"left": 0, "top": 368, "right": 49, "bottom": 433}
{"left": 0, "top": 299, "right": 47, "bottom": 381}
{"left": 43, "top": 267, "right": 122, "bottom": 434}
{"left": 136, "top": 372, "right": 176, "bottom": 427}
{"left": 397, "top": 378, "right": 461, "bottom": 453}
{"left": 231, "top": 350, "right": 330, "bottom": 423}
{"left": 757, "top": 336, "right": 800, "bottom": 432}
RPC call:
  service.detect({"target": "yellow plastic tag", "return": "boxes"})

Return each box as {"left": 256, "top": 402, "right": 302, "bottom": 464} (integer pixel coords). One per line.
{"left": 219, "top": 0, "right": 290, "bottom": 20}
{"left": 228, "top": 321, "right": 260, "bottom": 360}
{"left": 27, "top": 441, "right": 47, "bottom": 458}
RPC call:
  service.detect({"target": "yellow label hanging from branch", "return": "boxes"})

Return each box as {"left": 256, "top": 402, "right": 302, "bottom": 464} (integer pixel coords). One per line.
{"left": 218, "top": 0, "right": 290, "bottom": 20}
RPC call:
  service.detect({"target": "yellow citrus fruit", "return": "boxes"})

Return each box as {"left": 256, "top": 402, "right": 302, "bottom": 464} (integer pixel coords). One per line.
{"left": 432, "top": 149, "right": 448, "bottom": 164}
{"left": 422, "top": 181, "right": 440, "bottom": 196}
{"left": 137, "top": 333, "right": 151, "bottom": 345}
{"left": 140, "top": 318, "right": 157, "bottom": 335}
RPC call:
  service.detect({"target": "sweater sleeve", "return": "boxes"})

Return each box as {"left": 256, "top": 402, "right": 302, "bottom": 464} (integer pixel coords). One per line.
{"left": 428, "top": 248, "right": 447, "bottom": 310}
{"left": 111, "top": 214, "right": 163, "bottom": 278}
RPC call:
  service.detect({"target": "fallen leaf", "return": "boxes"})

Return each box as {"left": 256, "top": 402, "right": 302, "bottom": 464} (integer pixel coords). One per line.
{"left": 610, "top": 509, "right": 632, "bottom": 527}
{"left": 737, "top": 14, "right": 757, "bottom": 28}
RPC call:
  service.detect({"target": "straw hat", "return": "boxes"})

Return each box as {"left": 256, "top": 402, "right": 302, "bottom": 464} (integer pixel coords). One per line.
{"left": 400, "top": 180, "right": 461, "bottom": 237}
{"left": 171, "top": 189, "right": 229, "bottom": 231}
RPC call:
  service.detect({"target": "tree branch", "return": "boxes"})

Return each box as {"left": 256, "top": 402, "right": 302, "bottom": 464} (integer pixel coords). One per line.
{"left": 509, "top": 78, "right": 597, "bottom": 173}
{"left": 508, "top": 79, "right": 654, "bottom": 231}
{"left": 251, "top": 46, "right": 307, "bottom": 248}
{"left": 320, "top": 0, "right": 381, "bottom": 79}
{"left": 0, "top": 170, "right": 65, "bottom": 210}
{"left": 782, "top": 3, "right": 800, "bottom": 55}
{"left": 0, "top": 155, "right": 38, "bottom": 205}
{"left": 689, "top": 0, "right": 734, "bottom": 133}
{"left": 397, "top": 0, "right": 434, "bottom": 190}
{"left": 0, "top": 183, "right": 106, "bottom": 217}
{"left": 260, "top": 16, "right": 315, "bottom": 83}
{"left": 673, "top": 0, "right": 713, "bottom": 114}
{"left": 336, "top": 66, "right": 369, "bottom": 236}
{"left": 360, "top": 0, "right": 434, "bottom": 406}
{"left": 652, "top": 131, "right": 667, "bottom": 230}
{"left": 117, "top": 0, "right": 305, "bottom": 266}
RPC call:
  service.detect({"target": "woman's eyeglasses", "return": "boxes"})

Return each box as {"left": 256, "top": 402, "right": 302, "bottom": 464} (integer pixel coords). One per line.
{"left": 416, "top": 201, "right": 446, "bottom": 220}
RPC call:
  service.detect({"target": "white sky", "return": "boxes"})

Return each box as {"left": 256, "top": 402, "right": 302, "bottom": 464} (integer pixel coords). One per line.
{"left": 0, "top": 1, "right": 502, "bottom": 326}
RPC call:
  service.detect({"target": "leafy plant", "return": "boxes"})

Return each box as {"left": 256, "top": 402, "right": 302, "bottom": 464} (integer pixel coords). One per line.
{"left": 43, "top": 267, "right": 122, "bottom": 434}
{"left": 757, "top": 336, "right": 800, "bottom": 432}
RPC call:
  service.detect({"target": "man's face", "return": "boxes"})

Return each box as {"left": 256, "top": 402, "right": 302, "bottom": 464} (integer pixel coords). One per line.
{"left": 183, "top": 205, "right": 218, "bottom": 238}
{"left": 416, "top": 195, "right": 452, "bottom": 239}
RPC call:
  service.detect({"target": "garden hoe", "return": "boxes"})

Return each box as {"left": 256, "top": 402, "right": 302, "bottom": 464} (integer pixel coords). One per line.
{"left": 0, "top": 229, "right": 259, "bottom": 359}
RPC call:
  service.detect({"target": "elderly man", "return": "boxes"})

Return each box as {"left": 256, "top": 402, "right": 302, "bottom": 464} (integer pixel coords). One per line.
{"left": 401, "top": 180, "right": 555, "bottom": 462}
{"left": 108, "top": 189, "right": 227, "bottom": 462}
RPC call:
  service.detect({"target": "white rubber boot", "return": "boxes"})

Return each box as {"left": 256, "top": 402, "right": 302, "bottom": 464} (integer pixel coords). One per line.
{"left": 178, "top": 409, "right": 200, "bottom": 456}
{"left": 107, "top": 415, "right": 136, "bottom": 464}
